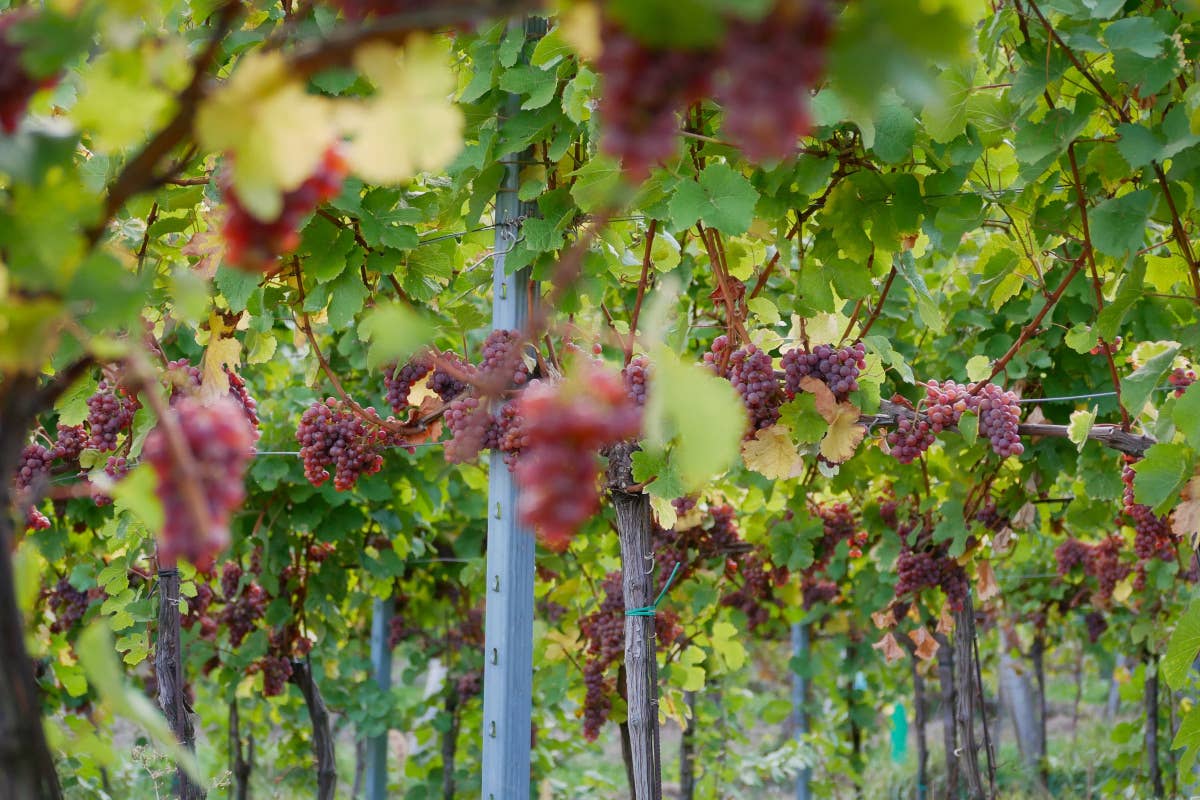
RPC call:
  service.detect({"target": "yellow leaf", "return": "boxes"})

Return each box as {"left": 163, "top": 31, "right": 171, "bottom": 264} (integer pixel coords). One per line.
{"left": 339, "top": 37, "right": 464, "bottom": 184}
{"left": 872, "top": 632, "right": 904, "bottom": 664}
{"left": 819, "top": 403, "right": 866, "bottom": 464}
{"left": 650, "top": 495, "right": 678, "bottom": 530}
{"left": 797, "top": 375, "right": 837, "bottom": 418}
{"left": 1112, "top": 573, "right": 1135, "bottom": 604}
{"left": 1174, "top": 478, "right": 1200, "bottom": 549}
{"left": 543, "top": 628, "right": 580, "bottom": 662}
{"left": 200, "top": 335, "right": 241, "bottom": 402}
{"left": 741, "top": 423, "right": 803, "bottom": 480}
{"left": 196, "top": 51, "right": 337, "bottom": 219}
{"left": 559, "top": 2, "right": 601, "bottom": 60}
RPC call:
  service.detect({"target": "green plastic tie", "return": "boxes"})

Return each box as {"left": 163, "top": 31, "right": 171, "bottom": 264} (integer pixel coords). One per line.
{"left": 625, "top": 562, "right": 680, "bottom": 617}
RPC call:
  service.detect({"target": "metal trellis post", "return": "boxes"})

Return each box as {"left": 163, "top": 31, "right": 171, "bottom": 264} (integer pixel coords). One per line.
{"left": 481, "top": 16, "right": 544, "bottom": 800}
{"left": 365, "top": 597, "right": 393, "bottom": 800}
{"left": 792, "top": 622, "right": 812, "bottom": 800}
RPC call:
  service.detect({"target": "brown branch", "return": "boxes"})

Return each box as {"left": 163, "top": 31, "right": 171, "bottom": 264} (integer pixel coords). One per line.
{"left": 858, "top": 263, "right": 897, "bottom": 340}
{"left": 972, "top": 256, "right": 1085, "bottom": 392}
{"left": 1067, "top": 142, "right": 1130, "bottom": 429}
{"left": 88, "top": 2, "right": 242, "bottom": 245}
{"left": 626, "top": 219, "right": 657, "bottom": 362}
{"left": 1151, "top": 162, "right": 1200, "bottom": 304}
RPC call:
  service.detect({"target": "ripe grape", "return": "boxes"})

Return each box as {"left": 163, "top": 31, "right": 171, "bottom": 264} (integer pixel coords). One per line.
{"left": 1084, "top": 610, "right": 1107, "bottom": 643}
{"left": 143, "top": 396, "right": 256, "bottom": 568}
{"left": 974, "top": 498, "right": 1009, "bottom": 533}
{"left": 296, "top": 398, "right": 390, "bottom": 491}
{"left": 164, "top": 358, "right": 202, "bottom": 401}
{"left": 702, "top": 335, "right": 732, "bottom": 374}
{"left": 47, "top": 577, "right": 91, "bottom": 634}
{"left": 52, "top": 424, "right": 88, "bottom": 463}
{"left": 224, "top": 366, "right": 261, "bottom": 437}
{"left": 384, "top": 354, "right": 433, "bottom": 415}
{"left": 92, "top": 455, "right": 129, "bottom": 507}
{"left": 923, "top": 381, "right": 971, "bottom": 433}
{"left": 1170, "top": 367, "right": 1196, "bottom": 397}
{"left": 581, "top": 662, "right": 613, "bottom": 741}
{"left": 1085, "top": 535, "right": 1129, "bottom": 606}
{"left": 14, "top": 443, "right": 52, "bottom": 530}
{"left": 974, "top": 382, "right": 1023, "bottom": 458}
{"left": 712, "top": 0, "right": 832, "bottom": 161}
{"left": 782, "top": 342, "right": 867, "bottom": 400}
{"left": 894, "top": 543, "right": 968, "bottom": 611}
{"left": 802, "top": 578, "right": 839, "bottom": 610}
{"left": 221, "top": 581, "right": 266, "bottom": 647}
{"left": 259, "top": 655, "right": 293, "bottom": 697}
{"left": 885, "top": 416, "right": 934, "bottom": 464}
{"left": 513, "top": 364, "right": 643, "bottom": 550}
{"left": 595, "top": 20, "right": 712, "bottom": 178}
{"left": 428, "top": 353, "right": 472, "bottom": 402}
{"left": 479, "top": 329, "right": 529, "bottom": 390}
{"left": 622, "top": 355, "right": 650, "bottom": 407}
{"left": 726, "top": 345, "right": 783, "bottom": 434}
{"left": 1089, "top": 336, "right": 1121, "bottom": 356}
{"left": 86, "top": 381, "right": 138, "bottom": 452}
{"left": 220, "top": 146, "right": 348, "bottom": 271}
{"left": 1055, "top": 538, "right": 1090, "bottom": 575}
{"left": 721, "top": 552, "right": 786, "bottom": 631}
{"left": 444, "top": 394, "right": 492, "bottom": 464}
{"left": 496, "top": 402, "right": 527, "bottom": 471}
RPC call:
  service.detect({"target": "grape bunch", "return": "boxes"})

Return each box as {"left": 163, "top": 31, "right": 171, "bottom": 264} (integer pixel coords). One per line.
{"left": 1122, "top": 464, "right": 1177, "bottom": 562}
{"left": 974, "top": 383, "right": 1024, "bottom": 458}
{"left": 1086, "top": 536, "right": 1130, "bottom": 606}
{"left": 220, "top": 146, "right": 348, "bottom": 271}
{"left": 578, "top": 572, "right": 624, "bottom": 739}
{"left": 1054, "top": 538, "right": 1090, "bottom": 575}
{"left": 443, "top": 394, "right": 493, "bottom": 464}
{"left": 1089, "top": 336, "right": 1121, "bottom": 356}
{"left": 428, "top": 353, "right": 472, "bottom": 402}
{"left": 802, "top": 578, "right": 839, "bottom": 610}
{"left": 0, "top": 11, "right": 58, "bottom": 134}
{"left": 52, "top": 424, "right": 88, "bottom": 463}
{"left": 581, "top": 663, "right": 613, "bottom": 742}
{"left": 384, "top": 354, "right": 433, "bottom": 415}
{"left": 811, "top": 502, "right": 857, "bottom": 569}
{"left": 622, "top": 355, "right": 650, "bottom": 407}
{"left": 496, "top": 402, "right": 527, "bottom": 470}
{"left": 296, "top": 399, "right": 392, "bottom": 491}
{"left": 224, "top": 366, "right": 261, "bottom": 437}
{"left": 513, "top": 363, "right": 643, "bottom": 551}
{"left": 782, "top": 342, "right": 867, "bottom": 400}
{"left": 894, "top": 545, "right": 969, "bottom": 611}
{"left": 164, "top": 358, "right": 202, "bottom": 400}
{"left": 595, "top": 20, "right": 712, "bottom": 178}
{"left": 1084, "top": 610, "right": 1108, "bottom": 644}
{"left": 14, "top": 443, "right": 52, "bottom": 530}
{"left": 221, "top": 580, "right": 267, "bottom": 648}
{"left": 144, "top": 396, "right": 256, "bottom": 568}
{"left": 974, "top": 498, "right": 1009, "bottom": 533}
{"left": 712, "top": 0, "right": 832, "bottom": 161}
{"left": 721, "top": 552, "right": 787, "bottom": 631}
{"left": 1170, "top": 367, "right": 1196, "bottom": 397}
{"left": 923, "top": 381, "right": 971, "bottom": 432}
{"left": 702, "top": 335, "right": 732, "bottom": 375}
{"left": 86, "top": 381, "right": 138, "bottom": 452}
{"left": 479, "top": 329, "right": 529, "bottom": 391}
{"left": 257, "top": 655, "right": 294, "bottom": 697}
{"left": 727, "top": 345, "right": 783, "bottom": 433}
{"left": 885, "top": 416, "right": 935, "bottom": 464}
{"left": 46, "top": 577, "right": 92, "bottom": 634}
{"left": 92, "top": 455, "right": 130, "bottom": 507}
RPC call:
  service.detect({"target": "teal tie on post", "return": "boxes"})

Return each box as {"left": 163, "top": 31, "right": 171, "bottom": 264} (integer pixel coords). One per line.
{"left": 625, "top": 562, "right": 681, "bottom": 617}
{"left": 891, "top": 702, "right": 909, "bottom": 764}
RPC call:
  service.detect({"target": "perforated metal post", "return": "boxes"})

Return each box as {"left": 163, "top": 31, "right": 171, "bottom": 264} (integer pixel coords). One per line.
{"left": 792, "top": 622, "right": 811, "bottom": 800}
{"left": 365, "top": 597, "right": 392, "bottom": 800}
{"left": 480, "top": 16, "right": 544, "bottom": 800}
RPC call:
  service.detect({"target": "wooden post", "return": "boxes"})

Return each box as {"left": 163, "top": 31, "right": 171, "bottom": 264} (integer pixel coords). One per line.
{"left": 953, "top": 601, "right": 986, "bottom": 800}
{"left": 290, "top": 659, "right": 336, "bottom": 800}
{"left": 156, "top": 567, "right": 205, "bottom": 800}
{"left": 480, "top": 18, "right": 544, "bottom": 800}
{"left": 608, "top": 443, "right": 662, "bottom": 800}
{"left": 791, "top": 622, "right": 811, "bottom": 800}
{"left": 364, "top": 597, "right": 392, "bottom": 800}
{"left": 934, "top": 631, "right": 959, "bottom": 799}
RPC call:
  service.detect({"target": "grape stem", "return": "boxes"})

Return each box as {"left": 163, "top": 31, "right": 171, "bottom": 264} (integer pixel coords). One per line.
{"left": 626, "top": 220, "right": 658, "bottom": 363}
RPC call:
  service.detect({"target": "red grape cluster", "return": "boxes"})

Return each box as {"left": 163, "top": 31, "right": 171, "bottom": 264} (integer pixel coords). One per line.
{"left": 1084, "top": 610, "right": 1108, "bottom": 643}
{"left": 144, "top": 396, "right": 256, "bottom": 568}
{"left": 0, "top": 11, "right": 58, "bottom": 134}
{"left": 923, "top": 381, "right": 971, "bottom": 432}
{"left": 15, "top": 443, "right": 52, "bottom": 530}
{"left": 974, "top": 497, "right": 1009, "bottom": 533}
{"left": 974, "top": 383, "right": 1024, "bottom": 458}
{"left": 384, "top": 355, "right": 433, "bottom": 415}
{"left": 479, "top": 329, "right": 529, "bottom": 391}
{"left": 721, "top": 552, "right": 788, "bottom": 631}
{"left": 428, "top": 353, "right": 472, "bottom": 402}
{"left": 1170, "top": 367, "right": 1196, "bottom": 397}
{"left": 296, "top": 399, "right": 391, "bottom": 491}
{"left": 86, "top": 381, "right": 139, "bottom": 452}
{"left": 224, "top": 366, "right": 261, "bottom": 438}
{"left": 513, "top": 363, "right": 643, "bottom": 551}
{"left": 702, "top": 335, "right": 732, "bottom": 375}
{"left": 810, "top": 502, "right": 859, "bottom": 569}
{"left": 1122, "top": 465, "right": 1177, "bottom": 563}
{"left": 1089, "top": 336, "right": 1121, "bottom": 356}
{"left": 727, "top": 344, "right": 783, "bottom": 433}
{"left": 256, "top": 656, "right": 294, "bottom": 697}
{"left": 885, "top": 417, "right": 935, "bottom": 465}
{"left": 622, "top": 355, "right": 650, "bottom": 407}
{"left": 581, "top": 662, "right": 613, "bottom": 742}
{"left": 456, "top": 670, "right": 482, "bottom": 702}
{"left": 802, "top": 578, "right": 839, "bottom": 610}
{"left": 1087, "top": 536, "right": 1130, "bottom": 606}
{"left": 712, "top": 0, "right": 832, "bottom": 161}
{"left": 782, "top": 342, "right": 866, "bottom": 400}
{"left": 595, "top": 20, "right": 711, "bottom": 178}
{"left": 221, "top": 580, "right": 267, "bottom": 648}
{"left": 221, "top": 146, "right": 348, "bottom": 271}
{"left": 894, "top": 544, "right": 969, "bottom": 611}
{"left": 52, "top": 424, "right": 88, "bottom": 463}
{"left": 164, "top": 358, "right": 202, "bottom": 400}
{"left": 92, "top": 455, "right": 130, "bottom": 507}
{"left": 46, "top": 577, "right": 93, "bottom": 634}
{"left": 444, "top": 394, "right": 493, "bottom": 464}
{"left": 496, "top": 402, "right": 527, "bottom": 470}
{"left": 1054, "top": 538, "right": 1090, "bottom": 575}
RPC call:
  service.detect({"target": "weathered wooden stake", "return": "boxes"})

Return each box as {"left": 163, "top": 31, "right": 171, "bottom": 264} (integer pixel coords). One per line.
{"left": 156, "top": 567, "right": 204, "bottom": 800}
